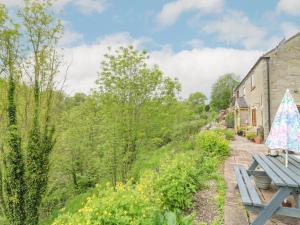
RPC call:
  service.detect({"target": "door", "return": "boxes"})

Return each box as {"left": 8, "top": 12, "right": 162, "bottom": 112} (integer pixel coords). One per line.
{"left": 252, "top": 108, "right": 257, "bottom": 126}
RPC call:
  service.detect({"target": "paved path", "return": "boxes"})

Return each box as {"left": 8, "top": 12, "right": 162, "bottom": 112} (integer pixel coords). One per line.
{"left": 224, "top": 136, "right": 300, "bottom": 225}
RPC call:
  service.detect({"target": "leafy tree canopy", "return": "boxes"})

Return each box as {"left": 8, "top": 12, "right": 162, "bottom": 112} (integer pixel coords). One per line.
{"left": 210, "top": 73, "right": 239, "bottom": 111}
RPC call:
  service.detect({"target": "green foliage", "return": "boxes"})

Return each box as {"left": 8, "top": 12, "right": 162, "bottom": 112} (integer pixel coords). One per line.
{"left": 213, "top": 128, "right": 235, "bottom": 140}
{"left": 196, "top": 131, "right": 230, "bottom": 157}
{"left": 187, "top": 92, "right": 207, "bottom": 114}
{"left": 225, "top": 112, "right": 234, "bottom": 128}
{"left": 210, "top": 73, "right": 239, "bottom": 111}
{"left": 96, "top": 46, "right": 181, "bottom": 184}
{"left": 53, "top": 175, "right": 162, "bottom": 225}
{"left": 0, "top": 5, "right": 26, "bottom": 224}
{"left": 0, "top": 1, "right": 62, "bottom": 224}
{"left": 222, "top": 129, "right": 235, "bottom": 140}
{"left": 246, "top": 132, "right": 256, "bottom": 140}
{"left": 51, "top": 130, "right": 229, "bottom": 224}
{"left": 155, "top": 153, "right": 199, "bottom": 211}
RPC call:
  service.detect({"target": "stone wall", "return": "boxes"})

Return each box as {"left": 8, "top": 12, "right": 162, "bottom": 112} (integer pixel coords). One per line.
{"left": 268, "top": 35, "right": 300, "bottom": 128}
{"left": 234, "top": 34, "right": 300, "bottom": 138}
{"left": 236, "top": 59, "right": 267, "bottom": 129}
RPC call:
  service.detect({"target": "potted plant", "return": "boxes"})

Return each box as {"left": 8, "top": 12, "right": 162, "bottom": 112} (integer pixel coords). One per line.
{"left": 254, "top": 136, "right": 262, "bottom": 144}
{"left": 254, "top": 126, "right": 264, "bottom": 144}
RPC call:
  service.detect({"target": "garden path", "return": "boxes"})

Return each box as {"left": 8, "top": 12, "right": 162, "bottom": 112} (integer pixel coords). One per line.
{"left": 224, "top": 136, "right": 300, "bottom": 225}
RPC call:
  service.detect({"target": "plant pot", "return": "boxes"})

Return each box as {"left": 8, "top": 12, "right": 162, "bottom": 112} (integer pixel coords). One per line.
{"left": 254, "top": 175, "right": 272, "bottom": 189}
{"left": 254, "top": 136, "right": 262, "bottom": 144}
{"left": 269, "top": 149, "right": 279, "bottom": 156}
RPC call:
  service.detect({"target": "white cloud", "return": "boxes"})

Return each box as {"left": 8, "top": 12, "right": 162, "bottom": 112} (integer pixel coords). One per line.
{"left": 149, "top": 47, "right": 262, "bottom": 98}
{"left": 60, "top": 32, "right": 262, "bottom": 98}
{"left": 186, "top": 39, "right": 204, "bottom": 48}
{"left": 202, "top": 11, "right": 278, "bottom": 50}
{"left": 59, "top": 29, "right": 84, "bottom": 47}
{"left": 0, "top": 0, "right": 22, "bottom": 6}
{"left": 0, "top": 0, "right": 106, "bottom": 14}
{"left": 157, "top": 0, "right": 223, "bottom": 27}
{"left": 60, "top": 33, "right": 149, "bottom": 94}
{"left": 277, "top": 0, "right": 300, "bottom": 16}
{"left": 280, "top": 22, "right": 299, "bottom": 38}
{"left": 73, "top": 0, "right": 105, "bottom": 14}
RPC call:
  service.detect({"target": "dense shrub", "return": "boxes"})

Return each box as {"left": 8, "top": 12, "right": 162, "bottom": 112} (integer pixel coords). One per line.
{"left": 154, "top": 153, "right": 199, "bottom": 211}
{"left": 225, "top": 113, "right": 234, "bottom": 128}
{"left": 213, "top": 128, "right": 235, "bottom": 140}
{"left": 196, "top": 130, "right": 230, "bottom": 157}
{"left": 223, "top": 129, "right": 235, "bottom": 140}
{"left": 52, "top": 130, "right": 230, "bottom": 225}
{"left": 53, "top": 176, "right": 162, "bottom": 225}
{"left": 246, "top": 132, "right": 256, "bottom": 141}
{"left": 171, "top": 119, "right": 207, "bottom": 141}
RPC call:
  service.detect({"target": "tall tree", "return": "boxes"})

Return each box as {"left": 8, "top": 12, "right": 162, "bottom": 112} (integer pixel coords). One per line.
{"left": 187, "top": 92, "right": 207, "bottom": 114}
{"left": 96, "top": 46, "right": 180, "bottom": 185}
{"left": 210, "top": 73, "right": 239, "bottom": 111}
{"left": 0, "top": 5, "right": 26, "bottom": 224}
{"left": 0, "top": 1, "right": 62, "bottom": 224}
{"left": 20, "top": 0, "right": 62, "bottom": 224}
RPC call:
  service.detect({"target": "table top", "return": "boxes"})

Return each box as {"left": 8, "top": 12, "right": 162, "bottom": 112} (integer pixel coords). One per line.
{"left": 252, "top": 153, "right": 300, "bottom": 188}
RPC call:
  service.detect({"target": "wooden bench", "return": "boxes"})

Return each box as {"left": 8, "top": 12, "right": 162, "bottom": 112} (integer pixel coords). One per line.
{"left": 234, "top": 165, "right": 263, "bottom": 207}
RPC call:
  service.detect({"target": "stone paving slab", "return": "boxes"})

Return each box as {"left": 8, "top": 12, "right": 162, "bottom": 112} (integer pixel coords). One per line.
{"left": 224, "top": 136, "right": 300, "bottom": 225}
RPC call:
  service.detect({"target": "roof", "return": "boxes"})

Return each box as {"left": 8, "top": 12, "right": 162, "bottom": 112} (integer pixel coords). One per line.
{"left": 234, "top": 32, "right": 300, "bottom": 91}
{"left": 236, "top": 97, "right": 248, "bottom": 108}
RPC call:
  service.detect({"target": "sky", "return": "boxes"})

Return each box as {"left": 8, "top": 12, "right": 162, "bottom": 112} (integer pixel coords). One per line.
{"left": 1, "top": 0, "right": 300, "bottom": 98}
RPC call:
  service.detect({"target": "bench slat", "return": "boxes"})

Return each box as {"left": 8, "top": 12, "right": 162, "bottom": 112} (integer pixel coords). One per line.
{"left": 240, "top": 167, "right": 262, "bottom": 206}
{"left": 278, "top": 156, "right": 300, "bottom": 177}
{"left": 269, "top": 156, "right": 300, "bottom": 186}
{"left": 234, "top": 166, "right": 252, "bottom": 205}
{"left": 252, "top": 154, "right": 285, "bottom": 186}
{"left": 262, "top": 156, "right": 298, "bottom": 187}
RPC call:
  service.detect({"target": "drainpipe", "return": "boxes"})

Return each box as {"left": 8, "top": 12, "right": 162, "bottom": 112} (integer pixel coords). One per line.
{"left": 263, "top": 56, "right": 271, "bottom": 132}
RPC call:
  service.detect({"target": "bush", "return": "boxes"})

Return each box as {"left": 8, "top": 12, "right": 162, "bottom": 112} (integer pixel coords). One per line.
{"left": 246, "top": 132, "right": 256, "bottom": 141}
{"left": 212, "top": 128, "right": 235, "bottom": 140}
{"left": 154, "top": 153, "right": 199, "bottom": 211}
{"left": 225, "top": 113, "right": 234, "bottom": 128}
{"left": 223, "top": 129, "right": 235, "bottom": 140}
{"left": 171, "top": 119, "right": 207, "bottom": 141}
{"left": 53, "top": 177, "right": 162, "bottom": 225}
{"left": 195, "top": 131, "right": 230, "bottom": 157}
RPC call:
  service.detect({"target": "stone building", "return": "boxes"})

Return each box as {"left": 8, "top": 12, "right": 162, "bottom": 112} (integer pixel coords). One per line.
{"left": 233, "top": 33, "right": 300, "bottom": 137}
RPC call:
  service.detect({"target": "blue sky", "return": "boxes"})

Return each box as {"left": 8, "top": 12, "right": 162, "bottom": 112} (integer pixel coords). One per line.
{"left": 2, "top": 0, "right": 300, "bottom": 98}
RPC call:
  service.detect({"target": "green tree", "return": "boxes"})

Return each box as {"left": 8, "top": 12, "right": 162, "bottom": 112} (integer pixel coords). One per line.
{"left": 0, "top": 5, "right": 26, "bottom": 224}
{"left": 20, "top": 0, "right": 62, "bottom": 224}
{"left": 0, "top": 1, "right": 62, "bottom": 224}
{"left": 96, "top": 46, "right": 180, "bottom": 185}
{"left": 187, "top": 92, "right": 207, "bottom": 114}
{"left": 210, "top": 73, "right": 239, "bottom": 111}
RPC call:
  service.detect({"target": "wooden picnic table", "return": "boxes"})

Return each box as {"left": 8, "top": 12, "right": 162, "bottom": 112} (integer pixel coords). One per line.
{"left": 234, "top": 153, "right": 300, "bottom": 225}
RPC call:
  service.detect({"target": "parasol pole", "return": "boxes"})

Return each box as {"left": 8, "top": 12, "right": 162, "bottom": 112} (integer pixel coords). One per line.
{"left": 285, "top": 149, "right": 288, "bottom": 168}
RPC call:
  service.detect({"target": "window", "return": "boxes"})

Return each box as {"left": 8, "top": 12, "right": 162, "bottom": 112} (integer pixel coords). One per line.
{"left": 237, "top": 90, "right": 239, "bottom": 98}
{"left": 251, "top": 74, "right": 255, "bottom": 90}
{"left": 243, "top": 86, "right": 246, "bottom": 96}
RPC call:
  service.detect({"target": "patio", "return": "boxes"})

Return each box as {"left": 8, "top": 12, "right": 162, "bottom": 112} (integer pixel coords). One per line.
{"left": 224, "top": 136, "right": 300, "bottom": 225}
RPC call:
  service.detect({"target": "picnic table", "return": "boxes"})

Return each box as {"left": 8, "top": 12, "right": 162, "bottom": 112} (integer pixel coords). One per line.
{"left": 234, "top": 153, "right": 300, "bottom": 225}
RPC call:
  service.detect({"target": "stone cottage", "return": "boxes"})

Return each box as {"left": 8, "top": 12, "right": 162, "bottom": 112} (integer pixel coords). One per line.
{"left": 233, "top": 32, "right": 300, "bottom": 137}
